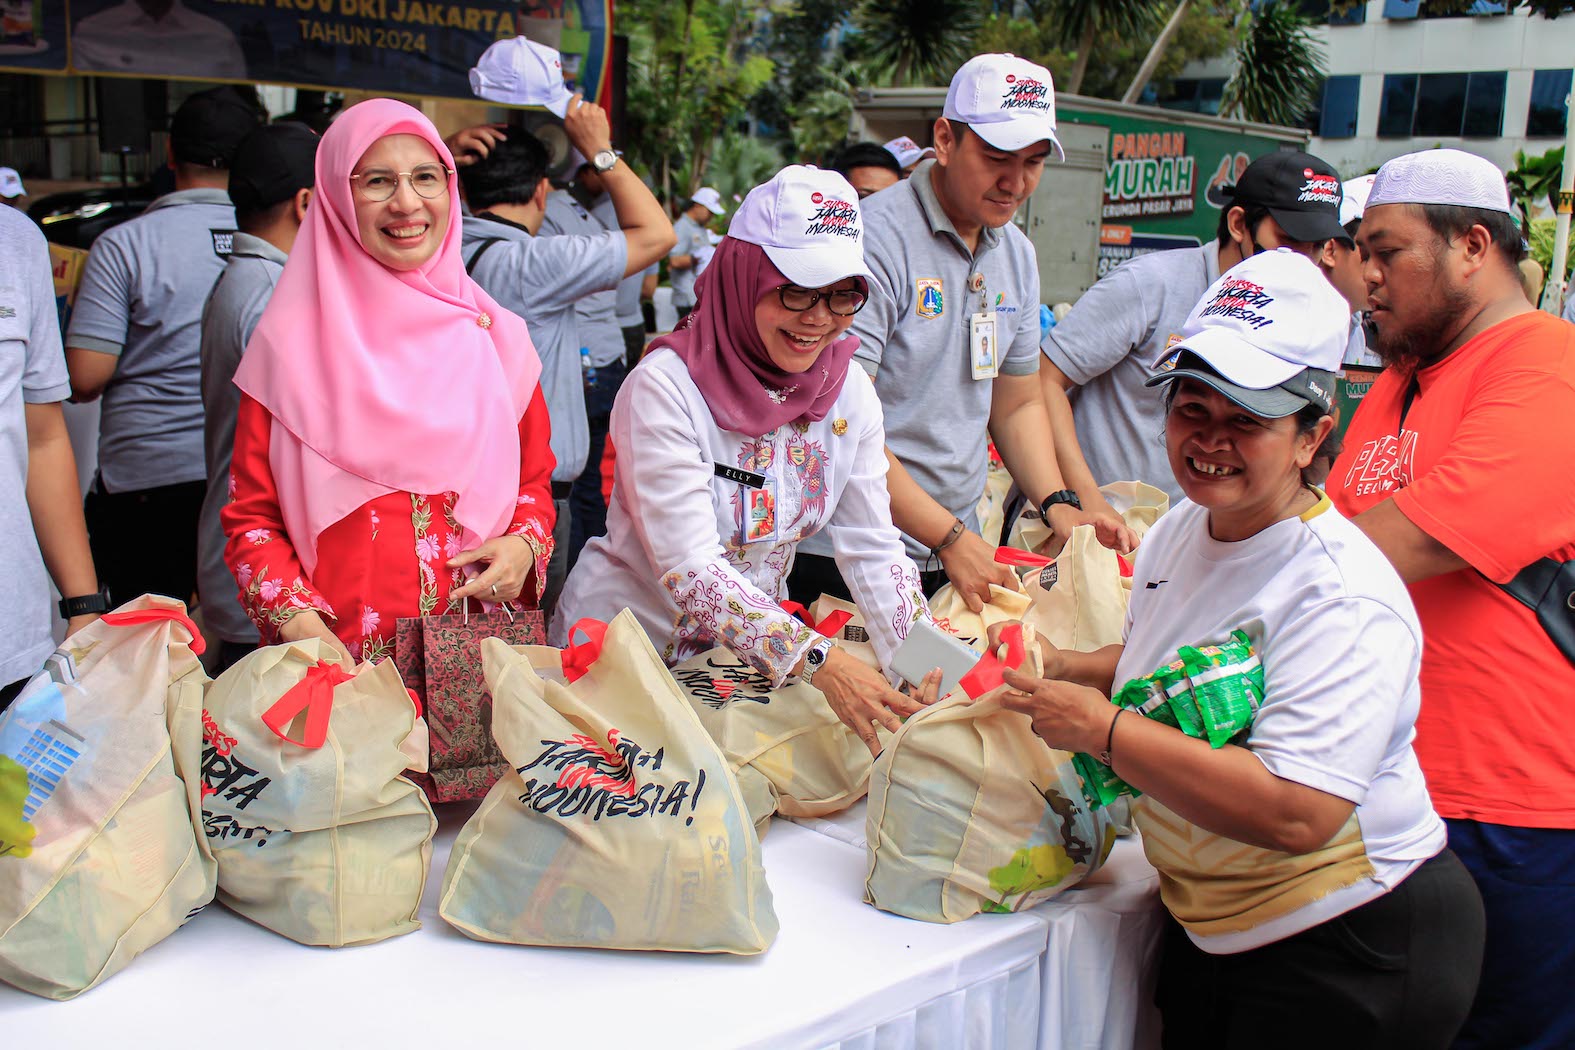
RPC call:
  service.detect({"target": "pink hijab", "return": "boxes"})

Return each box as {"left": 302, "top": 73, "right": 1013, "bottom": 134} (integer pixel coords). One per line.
{"left": 233, "top": 99, "right": 541, "bottom": 577}
{"left": 651, "top": 238, "right": 861, "bottom": 438}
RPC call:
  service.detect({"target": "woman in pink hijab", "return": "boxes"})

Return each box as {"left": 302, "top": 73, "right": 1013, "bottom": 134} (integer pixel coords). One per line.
{"left": 222, "top": 99, "right": 554, "bottom": 664}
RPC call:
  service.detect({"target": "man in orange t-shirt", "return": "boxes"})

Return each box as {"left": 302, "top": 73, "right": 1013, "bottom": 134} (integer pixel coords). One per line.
{"left": 1330, "top": 148, "right": 1575, "bottom": 1050}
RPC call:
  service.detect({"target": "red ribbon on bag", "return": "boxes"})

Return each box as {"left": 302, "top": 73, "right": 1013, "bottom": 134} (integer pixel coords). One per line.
{"left": 561, "top": 619, "right": 609, "bottom": 683}
{"left": 957, "top": 623, "right": 1027, "bottom": 700}
{"left": 1117, "top": 555, "right": 1134, "bottom": 578}
{"left": 993, "top": 547, "right": 1053, "bottom": 568}
{"left": 101, "top": 606, "right": 207, "bottom": 656}
{"left": 779, "top": 600, "right": 854, "bottom": 638}
{"left": 262, "top": 659, "right": 352, "bottom": 749}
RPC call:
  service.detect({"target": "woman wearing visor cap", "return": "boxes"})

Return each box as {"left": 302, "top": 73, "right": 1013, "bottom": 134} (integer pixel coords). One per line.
{"left": 969, "top": 249, "right": 1485, "bottom": 1046}
{"left": 554, "top": 165, "right": 937, "bottom": 754}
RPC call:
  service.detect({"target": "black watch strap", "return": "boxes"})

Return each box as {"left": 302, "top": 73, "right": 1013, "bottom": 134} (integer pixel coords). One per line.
{"left": 1039, "top": 489, "right": 1082, "bottom": 521}
{"left": 59, "top": 590, "right": 111, "bottom": 619}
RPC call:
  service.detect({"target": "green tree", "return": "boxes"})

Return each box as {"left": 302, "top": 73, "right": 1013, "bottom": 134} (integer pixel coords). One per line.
{"left": 1219, "top": 2, "right": 1326, "bottom": 127}
{"left": 849, "top": 0, "right": 983, "bottom": 87}
{"left": 1040, "top": 0, "right": 1168, "bottom": 96}
{"left": 622, "top": 0, "right": 775, "bottom": 208}
{"left": 1507, "top": 145, "right": 1565, "bottom": 226}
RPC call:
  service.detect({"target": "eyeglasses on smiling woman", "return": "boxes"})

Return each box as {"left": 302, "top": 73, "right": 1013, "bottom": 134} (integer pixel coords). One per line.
{"left": 776, "top": 284, "right": 868, "bottom": 316}
{"left": 350, "top": 163, "right": 454, "bottom": 202}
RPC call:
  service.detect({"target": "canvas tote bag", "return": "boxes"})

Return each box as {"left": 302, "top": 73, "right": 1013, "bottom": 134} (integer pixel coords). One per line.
{"left": 439, "top": 610, "right": 778, "bottom": 954}
{"left": 0, "top": 597, "right": 214, "bottom": 999}
{"left": 865, "top": 625, "right": 1115, "bottom": 923}
{"left": 201, "top": 640, "right": 436, "bottom": 947}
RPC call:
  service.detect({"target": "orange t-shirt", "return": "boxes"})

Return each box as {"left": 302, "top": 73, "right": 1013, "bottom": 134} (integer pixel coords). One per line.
{"left": 1331, "top": 311, "right": 1575, "bottom": 828}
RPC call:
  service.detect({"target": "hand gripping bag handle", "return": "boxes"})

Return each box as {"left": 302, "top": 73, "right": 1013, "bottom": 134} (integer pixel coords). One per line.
{"left": 958, "top": 623, "right": 1027, "bottom": 699}
{"left": 561, "top": 618, "right": 610, "bottom": 683}
{"left": 779, "top": 600, "right": 854, "bottom": 638}
{"left": 262, "top": 659, "right": 353, "bottom": 749}
{"left": 101, "top": 606, "right": 208, "bottom": 656}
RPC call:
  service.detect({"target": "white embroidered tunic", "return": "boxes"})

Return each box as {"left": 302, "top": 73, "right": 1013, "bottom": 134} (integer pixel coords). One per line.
{"left": 554, "top": 348, "right": 929, "bottom": 685}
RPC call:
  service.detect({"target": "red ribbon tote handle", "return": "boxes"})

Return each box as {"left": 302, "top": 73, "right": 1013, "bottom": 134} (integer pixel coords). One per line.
{"left": 958, "top": 623, "right": 1027, "bottom": 700}
{"left": 262, "top": 659, "right": 352, "bottom": 749}
{"left": 561, "top": 619, "right": 610, "bottom": 683}
{"left": 101, "top": 606, "right": 208, "bottom": 656}
{"left": 994, "top": 547, "right": 1053, "bottom": 568}
{"left": 779, "top": 601, "right": 854, "bottom": 638}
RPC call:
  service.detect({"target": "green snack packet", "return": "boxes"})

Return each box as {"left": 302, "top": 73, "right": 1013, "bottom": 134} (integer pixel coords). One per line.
{"left": 1175, "top": 630, "right": 1265, "bottom": 748}
{"left": 1072, "top": 749, "right": 1137, "bottom": 809}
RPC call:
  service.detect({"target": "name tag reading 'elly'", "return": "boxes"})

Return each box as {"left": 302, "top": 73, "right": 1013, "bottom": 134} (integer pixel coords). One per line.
{"left": 714, "top": 463, "right": 767, "bottom": 489}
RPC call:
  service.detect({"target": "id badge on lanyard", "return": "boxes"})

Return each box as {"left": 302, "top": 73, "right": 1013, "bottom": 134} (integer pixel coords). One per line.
{"left": 716, "top": 462, "right": 777, "bottom": 545}
{"left": 969, "top": 271, "right": 998, "bottom": 381}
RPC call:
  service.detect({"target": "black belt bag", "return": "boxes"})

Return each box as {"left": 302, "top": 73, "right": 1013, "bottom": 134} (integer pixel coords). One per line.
{"left": 1497, "top": 558, "right": 1575, "bottom": 666}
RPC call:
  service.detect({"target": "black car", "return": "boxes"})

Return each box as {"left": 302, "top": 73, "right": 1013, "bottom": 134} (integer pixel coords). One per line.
{"left": 27, "top": 182, "right": 160, "bottom": 249}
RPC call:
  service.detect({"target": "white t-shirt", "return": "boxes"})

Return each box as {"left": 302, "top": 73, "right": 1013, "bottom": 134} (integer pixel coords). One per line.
{"left": 553, "top": 349, "right": 930, "bottom": 685}
{"left": 1120, "top": 494, "right": 1445, "bottom": 954}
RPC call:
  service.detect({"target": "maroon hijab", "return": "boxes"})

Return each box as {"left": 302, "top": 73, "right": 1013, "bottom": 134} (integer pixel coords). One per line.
{"left": 649, "top": 238, "right": 861, "bottom": 438}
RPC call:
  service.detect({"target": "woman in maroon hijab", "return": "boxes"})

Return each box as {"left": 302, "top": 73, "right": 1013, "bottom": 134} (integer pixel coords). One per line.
{"left": 555, "top": 166, "right": 935, "bottom": 753}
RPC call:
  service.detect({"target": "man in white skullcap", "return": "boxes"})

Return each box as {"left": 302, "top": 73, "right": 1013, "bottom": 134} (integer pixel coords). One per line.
{"left": 1329, "top": 147, "right": 1575, "bottom": 1050}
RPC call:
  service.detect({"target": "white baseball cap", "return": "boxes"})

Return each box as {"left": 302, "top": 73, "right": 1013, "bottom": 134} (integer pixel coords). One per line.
{"left": 468, "top": 37, "right": 575, "bottom": 116}
{"left": 1339, "top": 174, "right": 1376, "bottom": 227}
{"left": 0, "top": 167, "right": 24, "bottom": 199}
{"left": 1366, "top": 148, "right": 1513, "bottom": 215}
{"left": 727, "top": 165, "right": 874, "bottom": 289}
{"left": 690, "top": 186, "right": 726, "bottom": 217}
{"left": 1145, "top": 249, "right": 1348, "bottom": 417}
{"left": 943, "top": 53, "right": 1064, "bottom": 159}
{"left": 883, "top": 136, "right": 935, "bottom": 169}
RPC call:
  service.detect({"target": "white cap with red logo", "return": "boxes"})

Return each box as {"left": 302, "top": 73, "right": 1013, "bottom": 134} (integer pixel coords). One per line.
{"left": 883, "top": 136, "right": 935, "bottom": 169}
{"left": 943, "top": 53, "right": 1064, "bottom": 159}
{"left": 728, "top": 165, "right": 874, "bottom": 288}
{"left": 469, "top": 37, "right": 575, "bottom": 116}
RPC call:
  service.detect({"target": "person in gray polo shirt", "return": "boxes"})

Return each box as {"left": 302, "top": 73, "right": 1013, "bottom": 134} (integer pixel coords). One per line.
{"left": 1040, "top": 150, "right": 1350, "bottom": 506}
{"left": 1, "top": 206, "right": 102, "bottom": 711}
{"left": 197, "top": 122, "right": 318, "bottom": 671}
{"left": 65, "top": 86, "right": 264, "bottom": 608}
{"left": 791, "top": 53, "right": 1131, "bottom": 613}
{"left": 540, "top": 169, "right": 631, "bottom": 564}
{"left": 457, "top": 98, "right": 673, "bottom": 614}
{"left": 669, "top": 188, "right": 724, "bottom": 321}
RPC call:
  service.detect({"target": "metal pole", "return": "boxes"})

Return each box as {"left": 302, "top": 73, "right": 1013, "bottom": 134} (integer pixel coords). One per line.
{"left": 1542, "top": 74, "right": 1575, "bottom": 315}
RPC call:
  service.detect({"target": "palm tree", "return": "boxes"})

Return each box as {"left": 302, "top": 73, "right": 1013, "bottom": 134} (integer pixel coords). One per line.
{"left": 1043, "top": 0, "right": 1167, "bottom": 96}
{"left": 1121, "top": 0, "right": 1193, "bottom": 105}
{"left": 850, "top": 0, "right": 983, "bottom": 88}
{"left": 1218, "top": 2, "right": 1326, "bottom": 127}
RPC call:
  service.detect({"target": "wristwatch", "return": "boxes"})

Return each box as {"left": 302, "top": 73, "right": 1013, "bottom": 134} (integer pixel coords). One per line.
{"left": 800, "top": 637, "right": 835, "bottom": 687}
{"left": 59, "top": 589, "right": 111, "bottom": 619}
{"left": 590, "top": 149, "right": 618, "bottom": 174}
{"left": 1039, "top": 489, "right": 1083, "bottom": 523}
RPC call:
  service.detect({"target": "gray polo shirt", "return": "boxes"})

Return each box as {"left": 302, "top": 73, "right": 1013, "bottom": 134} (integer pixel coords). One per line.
{"left": 66, "top": 187, "right": 236, "bottom": 492}
{"left": 540, "top": 191, "right": 625, "bottom": 370}
{"left": 196, "top": 232, "right": 283, "bottom": 644}
{"left": 670, "top": 213, "right": 708, "bottom": 309}
{"left": 616, "top": 260, "right": 657, "bottom": 329}
{"left": 800, "top": 159, "right": 1041, "bottom": 562}
{"left": 1, "top": 208, "right": 72, "bottom": 685}
{"left": 462, "top": 212, "right": 627, "bottom": 482}
{"left": 1042, "top": 242, "right": 1221, "bottom": 505}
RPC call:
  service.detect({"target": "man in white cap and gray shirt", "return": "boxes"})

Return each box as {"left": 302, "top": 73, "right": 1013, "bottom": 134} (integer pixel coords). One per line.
{"left": 669, "top": 187, "right": 725, "bottom": 323}
{"left": 1329, "top": 147, "right": 1575, "bottom": 1050}
{"left": 460, "top": 42, "right": 675, "bottom": 612}
{"left": 788, "top": 52, "right": 1130, "bottom": 612}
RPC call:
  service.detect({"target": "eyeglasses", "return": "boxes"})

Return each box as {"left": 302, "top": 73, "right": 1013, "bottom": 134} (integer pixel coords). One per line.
{"left": 777, "top": 284, "right": 867, "bottom": 316}
{"left": 349, "top": 163, "right": 453, "bottom": 202}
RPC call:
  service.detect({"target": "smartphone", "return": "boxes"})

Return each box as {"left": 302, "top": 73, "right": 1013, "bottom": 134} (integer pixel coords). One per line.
{"left": 890, "top": 618, "right": 986, "bottom": 699}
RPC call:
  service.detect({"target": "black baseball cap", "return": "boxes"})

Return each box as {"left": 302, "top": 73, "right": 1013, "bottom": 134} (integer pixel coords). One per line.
{"left": 1221, "top": 150, "right": 1350, "bottom": 247}
{"left": 170, "top": 86, "right": 266, "bottom": 169}
{"left": 228, "top": 123, "right": 319, "bottom": 215}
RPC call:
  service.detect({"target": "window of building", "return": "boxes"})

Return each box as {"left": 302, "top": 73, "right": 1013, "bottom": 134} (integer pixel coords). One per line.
{"left": 1317, "top": 75, "right": 1361, "bottom": 138}
{"left": 1386, "top": 0, "right": 1507, "bottom": 16}
{"left": 1378, "top": 74, "right": 1418, "bottom": 136}
{"left": 1153, "top": 77, "right": 1226, "bottom": 116}
{"left": 1528, "top": 68, "right": 1573, "bottom": 137}
{"left": 1377, "top": 71, "right": 1506, "bottom": 137}
{"left": 1384, "top": 0, "right": 1421, "bottom": 16}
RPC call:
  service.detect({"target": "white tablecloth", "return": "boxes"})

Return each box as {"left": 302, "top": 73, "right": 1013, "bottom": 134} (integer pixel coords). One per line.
{"left": 1, "top": 808, "right": 1053, "bottom": 1050}
{"left": 789, "top": 802, "right": 1165, "bottom": 1050}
